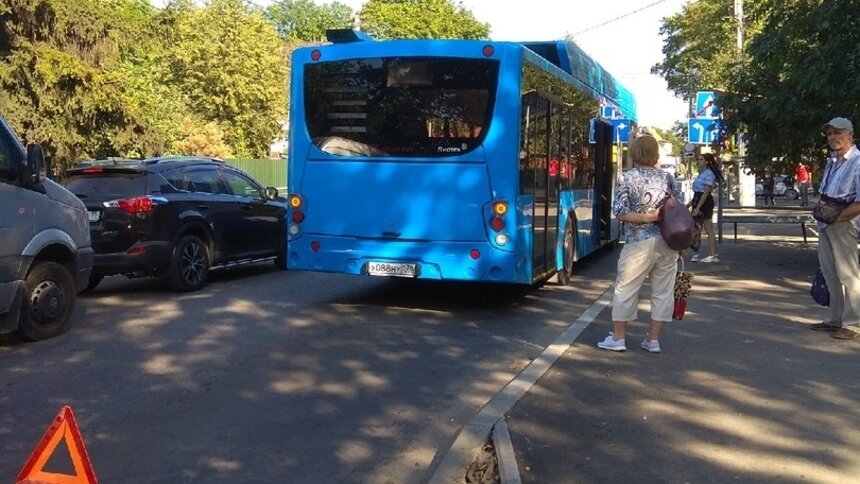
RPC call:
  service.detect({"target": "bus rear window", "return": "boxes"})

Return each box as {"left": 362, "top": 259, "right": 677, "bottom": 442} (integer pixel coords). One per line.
{"left": 304, "top": 57, "right": 499, "bottom": 157}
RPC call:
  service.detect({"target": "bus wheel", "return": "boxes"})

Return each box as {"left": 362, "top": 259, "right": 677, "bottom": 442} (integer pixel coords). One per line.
{"left": 558, "top": 219, "right": 575, "bottom": 285}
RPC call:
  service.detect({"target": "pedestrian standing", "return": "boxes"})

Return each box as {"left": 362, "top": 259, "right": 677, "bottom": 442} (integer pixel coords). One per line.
{"left": 809, "top": 117, "right": 860, "bottom": 340}
{"left": 598, "top": 135, "right": 678, "bottom": 353}
{"left": 761, "top": 170, "right": 776, "bottom": 206}
{"left": 795, "top": 161, "right": 811, "bottom": 207}
{"left": 689, "top": 153, "right": 723, "bottom": 263}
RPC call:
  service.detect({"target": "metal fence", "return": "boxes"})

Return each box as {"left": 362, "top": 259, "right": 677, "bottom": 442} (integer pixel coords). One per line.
{"left": 225, "top": 158, "right": 287, "bottom": 190}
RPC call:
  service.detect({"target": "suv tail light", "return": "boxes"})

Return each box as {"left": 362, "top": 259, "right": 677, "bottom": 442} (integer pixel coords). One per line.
{"left": 105, "top": 196, "right": 156, "bottom": 214}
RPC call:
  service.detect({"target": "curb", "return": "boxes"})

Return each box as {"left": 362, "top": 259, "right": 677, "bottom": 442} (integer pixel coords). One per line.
{"left": 428, "top": 287, "right": 613, "bottom": 483}
{"left": 493, "top": 418, "right": 521, "bottom": 484}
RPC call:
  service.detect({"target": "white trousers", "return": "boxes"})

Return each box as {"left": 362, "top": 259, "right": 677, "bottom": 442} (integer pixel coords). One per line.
{"left": 818, "top": 221, "right": 860, "bottom": 329}
{"left": 612, "top": 236, "right": 678, "bottom": 323}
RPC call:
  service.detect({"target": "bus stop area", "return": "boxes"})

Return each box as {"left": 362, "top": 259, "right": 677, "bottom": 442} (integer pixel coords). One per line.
{"left": 499, "top": 217, "right": 859, "bottom": 483}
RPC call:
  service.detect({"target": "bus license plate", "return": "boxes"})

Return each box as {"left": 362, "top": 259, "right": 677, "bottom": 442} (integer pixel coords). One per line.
{"left": 87, "top": 210, "right": 101, "bottom": 222}
{"left": 367, "top": 262, "right": 417, "bottom": 277}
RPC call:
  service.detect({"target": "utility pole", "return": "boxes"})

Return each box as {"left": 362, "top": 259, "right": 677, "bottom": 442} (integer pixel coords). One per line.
{"left": 734, "top": 0, "right": 745, "bottom": 159}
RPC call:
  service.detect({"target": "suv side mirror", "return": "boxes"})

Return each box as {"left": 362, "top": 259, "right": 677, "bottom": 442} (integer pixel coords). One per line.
{"left": 26, "top": 143, "right": 45, "bottom": 184}
{"left": 264, "top": 186, "right": 279, "bottom": 200}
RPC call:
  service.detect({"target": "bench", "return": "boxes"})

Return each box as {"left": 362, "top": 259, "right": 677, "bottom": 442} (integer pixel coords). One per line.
{"left": 719, "top": 215, "right": 817, "bottom": 243}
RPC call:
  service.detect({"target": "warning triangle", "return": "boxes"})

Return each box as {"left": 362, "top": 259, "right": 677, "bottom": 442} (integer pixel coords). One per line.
{"left": 16, "top": 405, "right": 98, "bottom": 484}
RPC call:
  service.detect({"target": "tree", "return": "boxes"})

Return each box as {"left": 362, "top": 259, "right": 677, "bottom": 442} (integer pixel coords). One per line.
{"left": 653, "top": 0, "right": 859, "bottom": 171}
{"left": 359, "top": 0, "right": 490, "bottom": 40}
{"left": 0, "top": 0, "right": 167, "bottom": 173}
{"left": 167, "top": 0, "right": 287, "bottom": 158}
{"left": 721, "top": 0, "right": 860, "bottom": 168}
{"left": 266, "top": 0, "right": 354, "bottom": 42}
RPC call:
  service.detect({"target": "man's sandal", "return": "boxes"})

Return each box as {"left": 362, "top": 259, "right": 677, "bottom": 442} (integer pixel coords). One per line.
{"left": 810, "top": 322, "right": 840, "bottom": 331}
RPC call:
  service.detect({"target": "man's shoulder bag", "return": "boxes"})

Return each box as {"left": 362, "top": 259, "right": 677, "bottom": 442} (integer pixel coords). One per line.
{"left": 812, "top": 194, "right": 851, "bottom": 224}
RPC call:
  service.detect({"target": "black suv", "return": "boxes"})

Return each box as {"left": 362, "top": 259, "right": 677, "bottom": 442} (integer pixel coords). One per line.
{"left": 64, "top": 157, "right": 286, "bottom": 292}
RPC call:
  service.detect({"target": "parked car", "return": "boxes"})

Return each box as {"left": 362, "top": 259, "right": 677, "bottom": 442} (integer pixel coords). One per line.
{"left": 63, "top": 157, "right": 286, "bottom": 292}
{"left": 1, "top": 115, "right": 94, "bottom": 341}
{"left": 755, "top": 174, "right": 798, "bottom": 200}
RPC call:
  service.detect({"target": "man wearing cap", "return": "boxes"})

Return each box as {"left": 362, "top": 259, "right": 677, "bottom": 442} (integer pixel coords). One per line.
{"left": 810, "top": 117, "right": 860, "bottom": 340}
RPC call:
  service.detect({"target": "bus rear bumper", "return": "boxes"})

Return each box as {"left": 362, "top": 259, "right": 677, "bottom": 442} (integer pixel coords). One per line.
{"left": 287, "top": 237, "right": 526, "bottom": 283}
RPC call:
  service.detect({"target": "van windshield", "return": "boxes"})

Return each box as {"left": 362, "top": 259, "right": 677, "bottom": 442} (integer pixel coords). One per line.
{"left": 304, "top": 56, "right": 499, "bottom": 157}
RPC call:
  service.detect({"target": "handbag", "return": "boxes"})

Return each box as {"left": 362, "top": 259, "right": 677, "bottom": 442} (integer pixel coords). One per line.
{"left": 659, "top": 182, "right": 695, "bottom": 251}
{"left": 689, "top": 217, "right": 703, "bottom": 252}
{"left": 812, "top": 194, "right": 851, "bottom": 224}
{"left": 810, "top": 268, "right": 829, "bottom": 306}
{"left": 673, "top": 257, "right": 694, "bottom": 320}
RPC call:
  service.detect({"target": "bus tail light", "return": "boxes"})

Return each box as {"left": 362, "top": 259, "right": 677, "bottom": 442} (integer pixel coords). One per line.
{"left": 289, "top": 194, "right": 305, "bottom": 238}
{"left": 490, "top": 217, "right": 505, "bottom": 231}
{"left": 489, "top": 200, "right": 510, "bottom": 247}
{"left": 470, "top": 249, "right": 481, "bottom": 260}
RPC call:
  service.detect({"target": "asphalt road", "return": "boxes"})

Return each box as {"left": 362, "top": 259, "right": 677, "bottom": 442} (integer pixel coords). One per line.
{"left": 0, "top": 250, "right": 618, "bottom": 483}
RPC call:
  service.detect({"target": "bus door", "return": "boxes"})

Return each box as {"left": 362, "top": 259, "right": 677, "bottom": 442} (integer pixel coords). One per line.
{"left": 593, "top": 120, "right": 613, "bottom": 244}
{"left": 530, "top": 97, "right": 550, "bottom": 278}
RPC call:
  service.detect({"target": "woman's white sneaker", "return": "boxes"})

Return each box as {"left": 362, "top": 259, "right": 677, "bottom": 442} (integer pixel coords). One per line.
{"left": 699, "top": 255, "right": 720, "bottom": 263}
{"left": 597, "top": 332, "right": 627, "bottom": 351}
{"left": 640, "top": 339, "right": 662, "bottom": 353}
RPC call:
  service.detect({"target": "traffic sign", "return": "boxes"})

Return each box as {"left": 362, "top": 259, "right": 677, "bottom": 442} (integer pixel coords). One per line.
{"left": 688, "top": 118, "right": 723, "bottom": 145}
{"left": 611, "top": 118, "right": 631, "bottom": 144}
{"left": 600, "top": 105, "right": 622, "bottom": 119}
{"left": 695, "top": 91, "right": 719, "bottom": 118}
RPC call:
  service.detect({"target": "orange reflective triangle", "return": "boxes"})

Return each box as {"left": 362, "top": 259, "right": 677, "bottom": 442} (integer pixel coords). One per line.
{"left": 16, "top": 405, "right": 98, "bottom": 484}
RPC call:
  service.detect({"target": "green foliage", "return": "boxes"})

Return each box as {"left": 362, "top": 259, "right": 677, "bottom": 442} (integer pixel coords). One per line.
{"left": 0, "top": 0, "right": 158, "bottom": 173}
{"left": 164, "top": 0, "right": 287, "bottom": 158}
{"left": 359, "top": 0, "right": 490, "bottom": 40}
{"left": 722, "top": 0, "right": 860, "bottom": 169}
{"left": 172, "top": 116, "right": 232, "bottom": 159}
{"left": 266, "top": 0, "right": 354, "bottom": 41}
{"left": 653, "top": 0, "right": 860, "bottom": 172}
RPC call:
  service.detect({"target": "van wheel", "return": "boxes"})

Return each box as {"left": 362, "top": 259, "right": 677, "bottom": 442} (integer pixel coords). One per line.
{"left": 557, "top": 219, "right": 575, "bottom": 285}
{"left": 170, "top": 235, "right": 209, "bottom": 292}
{"left": 83, "top": 274, "right": 103, "bottom": 293}
{"left": 18, "top": 261, "right": 76, "bottom": 341}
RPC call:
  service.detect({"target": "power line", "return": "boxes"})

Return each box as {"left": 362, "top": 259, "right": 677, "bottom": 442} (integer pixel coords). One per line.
{"left": 565, "top": 0, "right": 670, "bottom": 38}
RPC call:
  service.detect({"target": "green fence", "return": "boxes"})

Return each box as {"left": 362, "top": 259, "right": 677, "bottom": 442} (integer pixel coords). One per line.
{"left": 225, "top": 158, "right": 287, "bottom": 190}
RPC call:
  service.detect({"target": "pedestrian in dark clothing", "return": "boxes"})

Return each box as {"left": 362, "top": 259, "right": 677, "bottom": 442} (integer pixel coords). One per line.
{"left": 761, "top": 171, "right": 776, "bottom": 206}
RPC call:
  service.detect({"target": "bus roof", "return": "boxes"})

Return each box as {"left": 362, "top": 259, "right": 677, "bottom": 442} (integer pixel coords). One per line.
{"left": 319, "top": 30, "right": 637, "bottom": 122}
{"left": 522, "top": 41, "right": 637, "bottom": 122}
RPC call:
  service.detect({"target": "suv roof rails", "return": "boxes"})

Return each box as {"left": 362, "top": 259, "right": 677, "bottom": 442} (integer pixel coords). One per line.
{"left": 145, "top": 156, "right": 225, "bottom": 165}
{"left": 76, "top": 157, "right": 141, "bottom": 167}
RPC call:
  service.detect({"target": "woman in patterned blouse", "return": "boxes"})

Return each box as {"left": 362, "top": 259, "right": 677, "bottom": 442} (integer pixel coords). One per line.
{"left": 597, "top": 135, "right": 680, "bottom": 354}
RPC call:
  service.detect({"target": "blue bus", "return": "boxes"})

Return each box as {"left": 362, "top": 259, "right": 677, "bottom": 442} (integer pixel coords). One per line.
{"left": 286, "top": 30, "right": 637, "bottom": 285}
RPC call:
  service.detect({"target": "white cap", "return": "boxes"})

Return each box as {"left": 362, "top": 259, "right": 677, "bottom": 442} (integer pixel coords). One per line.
{"left": 823, "top": 117, "right": 853, "bottom": 132}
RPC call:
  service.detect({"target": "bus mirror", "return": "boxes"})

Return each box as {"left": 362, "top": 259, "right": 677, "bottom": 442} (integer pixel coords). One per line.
{"left": 26, "top": 143, "right": 46, "bottom": 184}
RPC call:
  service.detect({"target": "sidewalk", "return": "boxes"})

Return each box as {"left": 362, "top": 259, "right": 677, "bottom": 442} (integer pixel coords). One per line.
{"left": 504, "top": 225, "right": 860, "bottom": 483}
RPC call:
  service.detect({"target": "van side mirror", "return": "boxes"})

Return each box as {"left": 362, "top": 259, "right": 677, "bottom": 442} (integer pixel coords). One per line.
{"left": 26, "top": 143, "right": 45, "bottom": 184}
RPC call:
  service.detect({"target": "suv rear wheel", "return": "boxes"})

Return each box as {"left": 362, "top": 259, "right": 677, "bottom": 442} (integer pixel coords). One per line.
{"left": 19, "top": 261, "right": 75, "bottom": 341}
{"left": 170, "top": 235, "right": 210, "bottom": 292}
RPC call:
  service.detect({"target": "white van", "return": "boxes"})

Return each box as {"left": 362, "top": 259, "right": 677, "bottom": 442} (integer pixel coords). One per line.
{"left": 0, "top": 115, "right": 93, "bottom": 340}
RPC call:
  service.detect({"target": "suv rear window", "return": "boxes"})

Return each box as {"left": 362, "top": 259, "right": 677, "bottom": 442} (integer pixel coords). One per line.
{"left": 304, "top": 56, "right": 499, "bottom": 157}
{"left": 64, "top": 173, "right": 147, "bottom": 200}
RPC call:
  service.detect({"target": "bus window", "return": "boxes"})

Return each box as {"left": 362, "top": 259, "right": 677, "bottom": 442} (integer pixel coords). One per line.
{"left": 304, "top": 57, "right": 499, "bottom": 157}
